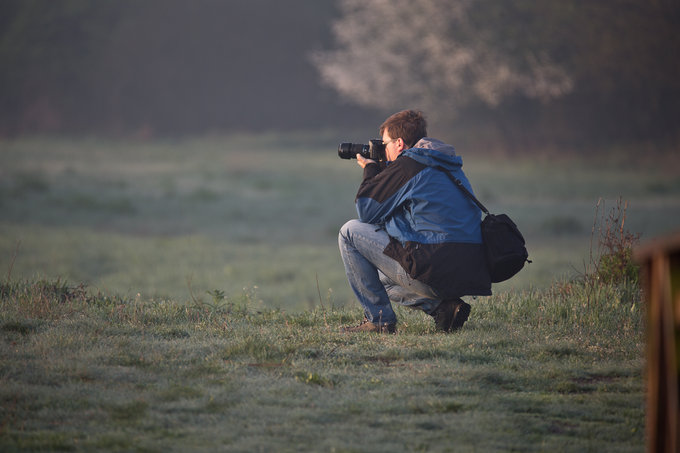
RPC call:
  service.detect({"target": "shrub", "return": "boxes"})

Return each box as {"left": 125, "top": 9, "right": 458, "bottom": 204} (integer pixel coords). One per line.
{"left": 577, "top": 197, "right": 641, "bottom": 310}
{"left": 589, "top": 197, "right": 640, "bottom": 285}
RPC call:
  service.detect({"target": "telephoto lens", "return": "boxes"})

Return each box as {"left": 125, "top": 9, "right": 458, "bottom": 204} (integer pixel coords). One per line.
{"left": 337, "top": 142, "right": 369, "bottom": 160}
{"left": 337, "top": 140, "right": 385, "bottom": 160}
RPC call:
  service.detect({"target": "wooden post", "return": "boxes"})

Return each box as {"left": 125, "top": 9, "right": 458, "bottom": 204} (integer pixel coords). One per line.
{"left": 634, "top": 232, "right": 680, "bottom": 453}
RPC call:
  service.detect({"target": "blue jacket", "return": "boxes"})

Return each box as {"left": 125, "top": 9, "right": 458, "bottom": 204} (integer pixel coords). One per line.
{"left": 356, "top": 137, "right": 491, "bottom": 297}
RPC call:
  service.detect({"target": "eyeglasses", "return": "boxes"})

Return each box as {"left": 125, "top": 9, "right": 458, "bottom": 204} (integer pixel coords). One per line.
{"left": 382, "top": 138, "right": 399, "bottom": 146}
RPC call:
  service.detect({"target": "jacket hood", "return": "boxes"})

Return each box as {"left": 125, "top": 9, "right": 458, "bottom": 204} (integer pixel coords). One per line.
{"left": 405, "top": 137, "right": 462, "bottom": 170}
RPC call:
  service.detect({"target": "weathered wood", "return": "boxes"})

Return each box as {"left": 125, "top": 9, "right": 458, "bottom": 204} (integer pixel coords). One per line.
{"left": 634, "top": 232, "right": 680, "bottom": 453}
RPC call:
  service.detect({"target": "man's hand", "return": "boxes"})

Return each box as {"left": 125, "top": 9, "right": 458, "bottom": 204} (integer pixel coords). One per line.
{"left": 356, "top": 154, "right": 376, "bottom": 168}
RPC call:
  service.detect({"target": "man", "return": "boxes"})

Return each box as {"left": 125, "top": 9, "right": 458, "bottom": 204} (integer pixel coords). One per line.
{"left": 339, "top": 110, "right": 491, "bottom": 333}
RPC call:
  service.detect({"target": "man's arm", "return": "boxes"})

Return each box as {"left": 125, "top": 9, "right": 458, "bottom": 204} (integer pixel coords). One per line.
{"left": 354, "top": 156, "right": 421, "bottom": 225}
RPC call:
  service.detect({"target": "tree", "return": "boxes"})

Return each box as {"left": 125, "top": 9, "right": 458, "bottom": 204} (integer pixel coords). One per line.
{"left": 313, "top": 0, "right": 680, "bottom": 147}
{"left": 312, "top": 0, "right": 572, "bottom": 117}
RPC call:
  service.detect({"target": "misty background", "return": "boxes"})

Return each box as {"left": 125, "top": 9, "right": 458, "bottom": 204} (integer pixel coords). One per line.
{"left": 1, "top": 0, "right": 680, "bottom": 306}
{"left": 1, "top": 0, "right": 678, "bottom": 150}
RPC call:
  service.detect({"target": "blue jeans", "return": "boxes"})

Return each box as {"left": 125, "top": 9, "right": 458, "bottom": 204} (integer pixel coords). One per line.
{"left": 338, "top": 219, "right": 443, "bottom": 324}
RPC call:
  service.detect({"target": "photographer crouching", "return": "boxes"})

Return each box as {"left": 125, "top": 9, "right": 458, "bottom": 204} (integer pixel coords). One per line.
{"left": 338, "top": 110, "right": 491, "bottom": 333}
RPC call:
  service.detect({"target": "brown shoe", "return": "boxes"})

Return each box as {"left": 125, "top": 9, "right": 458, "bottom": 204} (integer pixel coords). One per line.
{"left": 432, "top": 299, "right": 471, "bottom": 332}
{"left": 341, "top": 318, "right": 396, "bottom": 334}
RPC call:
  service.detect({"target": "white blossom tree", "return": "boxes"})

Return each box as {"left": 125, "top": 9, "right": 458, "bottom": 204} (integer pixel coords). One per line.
{"left": 312, "top": 0, "right": 573, "bottom": 118}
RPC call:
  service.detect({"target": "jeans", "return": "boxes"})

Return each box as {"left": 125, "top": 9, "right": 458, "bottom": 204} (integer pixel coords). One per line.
{"left": 338, "top": 219, "right": 443, "bottom": 324}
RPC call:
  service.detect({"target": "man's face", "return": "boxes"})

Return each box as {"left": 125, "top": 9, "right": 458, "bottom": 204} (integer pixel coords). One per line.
{"left": 381, "top": 132, "right": 404, "bottom": 162}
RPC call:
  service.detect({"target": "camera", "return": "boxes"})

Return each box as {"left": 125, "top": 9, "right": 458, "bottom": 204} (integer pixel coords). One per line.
{"left": 337, "top": 139, "right": 385, "bottom": 161}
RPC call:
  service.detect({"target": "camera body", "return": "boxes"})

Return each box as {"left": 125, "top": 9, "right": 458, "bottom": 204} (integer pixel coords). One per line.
{"left": 338, "top": 139, "right": 386, "bottom": 161}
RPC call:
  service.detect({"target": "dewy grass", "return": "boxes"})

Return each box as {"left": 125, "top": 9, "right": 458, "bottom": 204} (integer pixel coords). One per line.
{"left": 1, "top": 278, "right": 644, "bottom": 452}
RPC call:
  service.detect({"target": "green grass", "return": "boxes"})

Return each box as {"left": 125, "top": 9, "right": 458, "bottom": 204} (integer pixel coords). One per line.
{"left": 1, "top": 277, "right": 644, "bottom": 452}
{"left": 1, "top": 135, "right": 679, "bottom": 309}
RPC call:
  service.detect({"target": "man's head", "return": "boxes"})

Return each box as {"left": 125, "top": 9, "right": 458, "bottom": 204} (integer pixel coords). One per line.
{"left": 380, "top": 110, "right": 427, "bottom": 148}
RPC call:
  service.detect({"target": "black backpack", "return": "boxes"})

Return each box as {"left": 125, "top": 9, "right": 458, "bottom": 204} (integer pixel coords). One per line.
{"left": 436, "top": 166, "right": 530, "bottom": 283}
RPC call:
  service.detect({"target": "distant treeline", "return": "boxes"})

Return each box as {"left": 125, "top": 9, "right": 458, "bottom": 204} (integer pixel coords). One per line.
{"left": 0, "top": 0, "right": 377, "bottom": 138}
{"left": 1, "top": 0, "right": 678, "bottom": 148}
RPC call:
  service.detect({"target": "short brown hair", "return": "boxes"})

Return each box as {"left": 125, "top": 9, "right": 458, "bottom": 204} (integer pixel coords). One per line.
{"left": 379, "top": 110, "right": 427, "bottom": 148}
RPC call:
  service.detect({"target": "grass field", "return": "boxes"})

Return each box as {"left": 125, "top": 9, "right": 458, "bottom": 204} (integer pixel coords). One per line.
{"left": 1, "top": 278, "right": 644, "bottom": 452}
{"left": 0, "top": 135, "right": 677, "bottom": 451}
{"left": 1, "top": 135, "right": 679, "bottom": 309}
